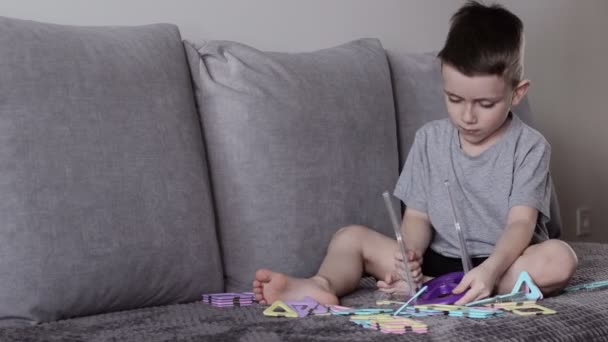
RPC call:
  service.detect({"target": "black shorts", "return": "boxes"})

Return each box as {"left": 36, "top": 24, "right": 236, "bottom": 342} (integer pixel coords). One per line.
{"left": 421, "top": 248, "right": 488, "bottom": 277}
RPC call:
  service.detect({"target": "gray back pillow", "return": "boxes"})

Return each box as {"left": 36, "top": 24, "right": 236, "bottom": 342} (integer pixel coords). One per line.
{"left": 0, "top": 17, "right": 223, "bottom": 324}
{"left": 387, "top": 50, "right": 560, "bottom": 237}
{"left": 185, "top": 39, "right": 399, "bottom": 291}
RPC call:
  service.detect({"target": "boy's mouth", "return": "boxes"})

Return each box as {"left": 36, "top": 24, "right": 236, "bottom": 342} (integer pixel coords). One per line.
{"left": 459, "top": 127, "right": 480, "bottom": 135}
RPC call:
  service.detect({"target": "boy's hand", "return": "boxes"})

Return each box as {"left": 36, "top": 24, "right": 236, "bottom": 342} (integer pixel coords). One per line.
{"left": 395, "top": 250, "right": 424, "bottom": 285}
{"left": 453, "top": 264, "right": 499, "bottom": 305}
{"left": 377, "top": 250, "right": 423, "bottom": 292}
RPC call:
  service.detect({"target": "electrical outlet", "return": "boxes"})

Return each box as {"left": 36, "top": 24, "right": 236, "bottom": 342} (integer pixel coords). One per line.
{"left": 576, "top": 207, "right": 592, "bottom": 236}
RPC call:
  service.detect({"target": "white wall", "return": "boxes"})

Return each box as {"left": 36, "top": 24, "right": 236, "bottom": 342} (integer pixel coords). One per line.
{"left": 1, "top": 0, "right": 607, "bottom": 242}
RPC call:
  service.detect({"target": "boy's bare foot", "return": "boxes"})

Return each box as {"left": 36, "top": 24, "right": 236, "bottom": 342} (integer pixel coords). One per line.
{"left": 252, "top": 269, "right": 339, "bottom": 305}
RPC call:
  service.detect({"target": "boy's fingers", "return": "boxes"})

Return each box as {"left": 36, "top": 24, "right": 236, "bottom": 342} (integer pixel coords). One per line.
{"left": 455, "top": 286, "right": 490, "bottom": 305}
{"left": 452, "top": 276, "right": 471, "bottom": 294}
{"left": 385, "top": 271, "right": 398, "bottom": 285}
{"left": 411, "top": 268, "right": 424, "bottom": 279}
{"left": 393, "top": 270, "right": 402, "bottom": 283}
{"left": 454, "top": 286, "right": 479, "bottom": 305}
{"left": 408, "top": 250, "right": 423, "bottom": 262}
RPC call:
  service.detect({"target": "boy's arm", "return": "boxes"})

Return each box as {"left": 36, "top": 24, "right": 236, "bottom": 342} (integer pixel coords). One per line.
{"left": 483, "top": 139, "right": 551, "bottom": 281}
{"left": 482, "top": 205, "right": 537, "bottom": 279}
{"left": 384, "top": 207, "right": 431, "bottom": 286}
{"left": 454, "top": 134, "right": 552, "bottom": 304}
{"left": 401, "top": 207, "right": 433, "bottom": 256}
{"left": 454, "top": 205, "right": 537, "bottom": 304}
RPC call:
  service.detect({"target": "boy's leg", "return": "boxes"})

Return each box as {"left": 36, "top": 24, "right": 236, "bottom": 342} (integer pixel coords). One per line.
{"left": 253, "top": 225, "right": 397, "bottom": 305}
{"left": 316, "top": 225, "right": 398, "bottom": 296}
{"left": 496, "top": 239, "right": 578, "bottom": 295}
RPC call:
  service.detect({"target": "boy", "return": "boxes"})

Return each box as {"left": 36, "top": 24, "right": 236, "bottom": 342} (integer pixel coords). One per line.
{"left": 252, "top": 1, "right": 577, "bottom": 306}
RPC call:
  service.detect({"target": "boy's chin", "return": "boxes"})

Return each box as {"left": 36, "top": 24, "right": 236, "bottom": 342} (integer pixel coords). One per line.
{"left": 460, "top": 133, "right": 489, "bottom": 146}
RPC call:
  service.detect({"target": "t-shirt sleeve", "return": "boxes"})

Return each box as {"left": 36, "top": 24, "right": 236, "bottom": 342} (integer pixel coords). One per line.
{"left": 393, "top": 131, "right": 429, "bottom": 213}
{"left": 509, "top": 140, "right": 552, "bottom": 221}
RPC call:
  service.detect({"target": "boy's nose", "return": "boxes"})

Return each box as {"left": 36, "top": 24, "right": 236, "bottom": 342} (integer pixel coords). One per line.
{"left": 461, "top": 105, "right": 477, "bottom": 125}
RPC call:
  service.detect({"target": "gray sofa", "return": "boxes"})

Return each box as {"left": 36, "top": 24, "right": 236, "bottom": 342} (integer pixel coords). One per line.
{"left": 2, "top": 16, "right": 608, "bottom": 342}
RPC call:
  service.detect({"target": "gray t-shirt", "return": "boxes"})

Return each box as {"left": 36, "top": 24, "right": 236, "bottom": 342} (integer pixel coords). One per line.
{"left": 394, "top": 114, "right": 554, "bottom": 258}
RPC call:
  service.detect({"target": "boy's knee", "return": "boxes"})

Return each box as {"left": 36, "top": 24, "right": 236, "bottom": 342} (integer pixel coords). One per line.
{"left": 332, "top": 225, "right": 371, "bottom": 246}
{"left": 541, "top": 239, "right": 578, "bottom": 282}
{"left": 334, "top": 224, "right": 369, "bottom": 238}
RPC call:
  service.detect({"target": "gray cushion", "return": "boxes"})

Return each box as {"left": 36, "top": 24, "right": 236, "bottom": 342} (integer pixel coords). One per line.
{"left": 387, "top": 50, "right": 560, "bottom": 237}
{"left": 0, "top": 17, "right": 223, "bottom": 324}
{"left": 185, "top": 39, "right": 399, "bottom": 291}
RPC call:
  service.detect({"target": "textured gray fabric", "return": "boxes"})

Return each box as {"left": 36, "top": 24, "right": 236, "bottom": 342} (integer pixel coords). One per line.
{"left": 0, "top": 242, "right": 606, "bottom": 341}
{"left": 185, "top": 39, "right": 399, "bottom": 291}
{"left": 387, "top": 50, "right": 561, "bottom": 238}
{"left": 0, "top": 17, "right": 223, "bottom": 324}
{"left": 394, "top": 115, "right": 553, "bottom": 258}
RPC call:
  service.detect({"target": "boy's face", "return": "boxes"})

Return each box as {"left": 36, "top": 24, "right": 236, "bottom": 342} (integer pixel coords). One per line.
{"left": 441, "top": 63, "right": 528, "bottom": 148}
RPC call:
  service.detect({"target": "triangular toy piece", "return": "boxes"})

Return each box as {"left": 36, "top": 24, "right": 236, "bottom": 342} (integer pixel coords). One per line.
{"left": 263, "top": 300, "right": 298, "bottom": 318}
{"left": 285, "top": 296, "right": 319, "bottom": 317}
{"left": 510, "top": 271, "right": 543, "bottom": 300}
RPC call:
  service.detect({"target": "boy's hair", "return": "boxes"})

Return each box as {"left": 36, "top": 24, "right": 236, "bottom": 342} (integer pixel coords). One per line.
{"left": 438, "top": 1, "right": 524, "bottom": 88}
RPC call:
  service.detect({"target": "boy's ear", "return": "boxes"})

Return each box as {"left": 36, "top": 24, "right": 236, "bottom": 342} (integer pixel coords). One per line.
{"left": 511, "top": 79, "right": 531, "bottom": 106}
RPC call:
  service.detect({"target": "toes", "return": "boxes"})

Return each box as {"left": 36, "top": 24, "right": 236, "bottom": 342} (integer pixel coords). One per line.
{"left": 377, "top": 280, "right": 389, "bottom": 288}
{"left": 378, "top": 287, "right": 396, "bottom": 293}
{"left": 255, "top": 269, "right": 273, "bottom": 283}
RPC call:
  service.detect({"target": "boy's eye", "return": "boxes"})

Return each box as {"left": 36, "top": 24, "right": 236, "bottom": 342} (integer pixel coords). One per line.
{"left": 479, "top": 102, "right": 495, "bottom": 108}
{"left": 448, "top": 97, "right": 462, "bottom": 103}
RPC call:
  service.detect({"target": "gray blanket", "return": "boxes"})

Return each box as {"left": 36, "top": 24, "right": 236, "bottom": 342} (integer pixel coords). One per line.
{"left": 1, "top": 242, "right": 607, "bottom": 342}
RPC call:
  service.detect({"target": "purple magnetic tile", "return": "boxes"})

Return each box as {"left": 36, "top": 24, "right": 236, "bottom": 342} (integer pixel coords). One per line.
{"left": 311, "top": 304, "right": 329, "bottom": 315}
{"left": 211, "top": 293, "right": 253, "bottom": 299}
{"left": 417, "top": 272, "right": 466, "bottom": 305}
{"left": 284, "top": 297, "right": 320, "bottom": 317}
{"left": 202, "top": 292, "right": 253, "bottom": 299}
{"left": 210, "top": 302, "right": 252, "bottom": 306}
{"left": 208, "top": 297, "right": 253, "bottom": 303}
{"left": 285, "top": 296, "right": 317, "bottom": 307}
{"left": 212, "top": 304, "right": 252, "bottom": 308}
{"left": 211, "top": 302, "right": 252, "bottom": 307}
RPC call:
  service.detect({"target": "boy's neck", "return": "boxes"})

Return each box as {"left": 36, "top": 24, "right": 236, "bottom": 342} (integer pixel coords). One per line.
{"left": 459, "top": 114, "right": 513, "bottom": 157}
